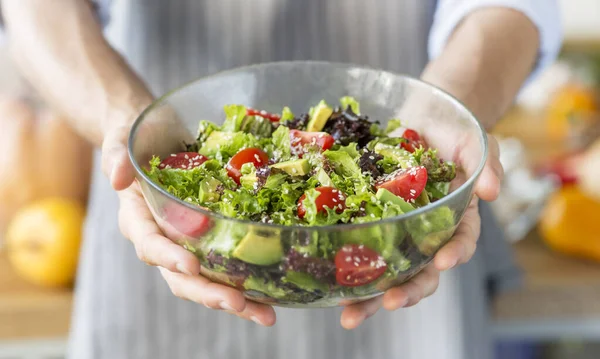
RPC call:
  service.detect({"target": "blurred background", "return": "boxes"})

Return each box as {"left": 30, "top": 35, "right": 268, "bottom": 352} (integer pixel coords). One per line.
{"left": 1, "top": 1, "right": 600, "bottom": 358}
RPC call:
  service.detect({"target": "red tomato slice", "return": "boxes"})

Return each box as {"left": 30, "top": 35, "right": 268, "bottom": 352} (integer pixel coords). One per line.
{"left": 335, "top": 244, "right": 387, "bottom": 287}
{"left": 400, "top": 128, "right": 427, "bottom": 153}
{"left": 246, "top": 107, "right": 281, "bottom": 122}
{"left": 290, "top": 130, "right": 335, "bottom": 155}
{"left": 162, "top": 202, "right": 213, "bottom": 238}
{"left": 375, "top": 166, "right": 428, "bottom": 201}
{"left": 297, "top": 186, "right": 346, "bottom": 219}
{"left": 159, "top": 152, "right": 208, "bottom": 170}
{"left": 226, "top": 147, "right": 269, "bottom": 184}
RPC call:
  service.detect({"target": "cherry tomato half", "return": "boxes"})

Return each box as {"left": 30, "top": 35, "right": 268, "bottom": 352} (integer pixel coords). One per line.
{"left": 335, "top": 244, "right": 387, "bottom": 287}
{"left": 297, "top": 186, "right": 346, "bottom": 219}
{"left": 400, "top": 128, "right": 427, "bottom": 153}
{"left": 226, "top": 148, "right": 269, "bottom": 184}
{"left": 246, "top": 107, "right": 281, "bottom": 122}
{"left": 159, "top": 152, "right": 208, "bottom": 170}
{"left": 375, "top": 166, "right": 428, "bottom": 201}
{"left": 290, "top": 130, "right": 335, "bottom": 155}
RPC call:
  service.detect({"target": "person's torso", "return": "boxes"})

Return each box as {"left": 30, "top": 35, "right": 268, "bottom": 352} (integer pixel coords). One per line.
{"left": 67, "top": 2, "right": 484, "bottom": 359}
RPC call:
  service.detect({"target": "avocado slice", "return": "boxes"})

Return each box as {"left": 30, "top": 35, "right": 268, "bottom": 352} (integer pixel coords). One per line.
{"left": 271, "top": 158, "right": 311, "bottom": 176}
{"left": 282, "top": 272, "right": 328, "bottom": 292}
{"left": 239, "top": 172, "right": 258, "bottom": 190}
{"left": 232, "top": 229, "right": 283, "bottom": 266}
{"left": 199, "top": 131, "right": 231, "bottom": 157}
{"left": 306, "top": 102, "right": 333, "bottom": 132}
{"left": 316, "top": 168, "right": 333, "bottom": 186}
{"left": 373, "top": 143, "right": 414, "bottom": 169}
{"left": 198, "top": 177, "right": 222, "bottom": 203}
{"left": 376, "top": 188, "right": 415, "bottom": 213}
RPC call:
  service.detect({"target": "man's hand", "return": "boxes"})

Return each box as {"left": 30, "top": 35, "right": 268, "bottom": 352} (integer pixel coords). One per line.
{"left": 339, "top": 6, "right": 539, "bottom": 329}
{"left": 102, "top": 121, "right": 278, "bottom": 327}
{"left": 340, "top": 131, "right": 502, "bottom": 329}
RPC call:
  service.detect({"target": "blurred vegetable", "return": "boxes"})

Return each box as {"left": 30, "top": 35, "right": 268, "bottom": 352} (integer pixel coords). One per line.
{"left": 5, "top": 198, "right": 85, "bottom": 287}
{"left": 536, "top": 152, "right": 584, "bottom": 186}
{"left": 578, "top": 139, "right": 600, "bottom": 200}
{"left": 546, "top": 84, "right": 598, "bottom": 140}
{"left": 0, "top": 96, "right": 92, "bottom": 242}
{"left": 540, "top": 185, "right": 600, "bottom": 262}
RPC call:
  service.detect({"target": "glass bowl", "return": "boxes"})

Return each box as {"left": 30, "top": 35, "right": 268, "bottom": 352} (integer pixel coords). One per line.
{"left": 128, "top": 61, "right": 487, "bottom": 308}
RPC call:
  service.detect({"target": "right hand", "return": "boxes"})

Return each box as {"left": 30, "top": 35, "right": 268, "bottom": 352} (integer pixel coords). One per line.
{"left": 100, "top": 122, "right": 277, "bottom": 326}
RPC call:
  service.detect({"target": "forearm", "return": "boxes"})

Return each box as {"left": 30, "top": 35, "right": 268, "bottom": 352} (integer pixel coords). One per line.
{"left": 422, "top": 7, "right": 540, "bottom": 130}
{"left": 1, "top": 0, "right": 153, "bottom": 146}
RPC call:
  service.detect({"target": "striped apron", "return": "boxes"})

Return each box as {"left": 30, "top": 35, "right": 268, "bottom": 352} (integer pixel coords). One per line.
{"left": 68, "top": 1, "right": 520, "bottom": 358}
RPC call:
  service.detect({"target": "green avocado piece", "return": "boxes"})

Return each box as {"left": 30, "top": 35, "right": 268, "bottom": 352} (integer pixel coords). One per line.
{"left": 199, "top": 131, "right": 231, "bottom": 157}
{"left": 375, "top": 188, "right": 415, "bottom": 213}
{"left": 239, "top": 173, "right": 258, "bottom": 190}
{"left": 198, "top": 177, "right": 222, "bottom": 203}
{"left": 316, "top": 168, "right": 333, "bottom": 187}
{"left": 282, "top": 272, "right": 328, "bottom": 292}
{"left": 232, "top": 229, "right": 283, "bottom": 266}
{"left": 243, "top": 276, "right": 289, "bottom": 299}
{"left": 373, "top": 143, "right": 414, "bottom": 169}
{"left": 306, "top": 102, "right": 333, "bottom": 132}
{"left": 271, "top": 158, "right": 311, "bottom": 176}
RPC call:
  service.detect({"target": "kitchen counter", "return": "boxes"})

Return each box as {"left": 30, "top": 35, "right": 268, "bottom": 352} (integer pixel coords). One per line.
{"left": 492, "top": 229, "right": 600, "bottom": 340}
{"left": 0, "top": 253, "right": 72, "bottom": 340}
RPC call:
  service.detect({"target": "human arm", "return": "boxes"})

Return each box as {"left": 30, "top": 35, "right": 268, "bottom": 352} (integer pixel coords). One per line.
{"left": 1, "top": 0, "right": 276, "bottom": 326}
{"left": 341, "top": 4, "right": 561, "bottom": 329}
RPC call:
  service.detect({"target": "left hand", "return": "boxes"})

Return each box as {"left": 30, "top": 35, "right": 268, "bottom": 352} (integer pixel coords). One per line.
{"left": 340, "top": 132, "right": 503, "bottom": 329}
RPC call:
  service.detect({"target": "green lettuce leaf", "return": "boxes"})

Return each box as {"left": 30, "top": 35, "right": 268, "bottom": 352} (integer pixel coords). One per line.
{"left": 340, "top": 96, "right": 360, "bottom": 113}
{"left": 221, "top": 104, "right": 247, "bottom": 132}
{"left": 271, "top": 125, "right": 292, "bottom": 161}
{"left": 240, "top": 115, "right": 273, "bottom": 138}
{"left": 385, "top": 119, "right": 403, "bottom": 134}
{"left": 280, "top": 106, "right": 295, "bottom": 122}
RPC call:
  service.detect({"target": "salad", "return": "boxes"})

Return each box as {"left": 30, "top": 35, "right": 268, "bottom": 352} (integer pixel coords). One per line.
{"left": 146, "top": 97, "right": 458, "bottom": 304}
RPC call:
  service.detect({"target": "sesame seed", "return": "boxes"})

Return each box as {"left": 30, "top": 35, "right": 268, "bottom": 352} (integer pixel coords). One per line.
{"left": 370, "top": 214, "right": 376, "bottom": 218}
{"left": 369, "top": 156, "right": 375, "bottom": 160}
{"left": 346, "top": 275, "right": 351, "bottom": 280}
{"left": 292, "top": 168, "right": 297, "bottom": 174}
{"left": 184, "top": 154, "right": 189, "bottom": 159}
{"left": 353, "top": 263, "right": 359, "bottom": 267}
{"left": 254, "top": 154, "right": 260, "bottom": 162}
{"left": 260, "top": 110, "right": 267, "bottom": 115}
{"left": 359, "top": 245, "right": 364, "bottom": 249}
{"left": 194, "top": 162, "right": 200, "bottom": 166}
{"left": 338, "top": 204, "right": 343, "bottom": 210}
{"left": 354, "top": 256, "right": 361, "bottom": 263}
{"left": 332, "top": 198, "right": 338, "bottom": 203}
{"left": 345, "top": 256, "right": 351, "bottom": 262}
{"left": 171, "top": 154, "right": 177, "bottom": 157}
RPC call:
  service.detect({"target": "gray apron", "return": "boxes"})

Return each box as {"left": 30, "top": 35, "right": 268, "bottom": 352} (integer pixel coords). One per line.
{"left": 68, "top": 1, "right": 520, "bottom": 358}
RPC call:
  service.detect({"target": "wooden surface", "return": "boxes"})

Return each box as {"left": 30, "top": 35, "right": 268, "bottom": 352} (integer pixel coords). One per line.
{"left": 493, "top": 228, "right": 600, "bottom": 322}
{"left": 0, "top": 252, "right": 73, "bottom": 340}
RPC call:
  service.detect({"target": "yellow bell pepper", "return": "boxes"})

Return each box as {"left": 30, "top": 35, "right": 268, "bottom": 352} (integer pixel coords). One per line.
{"left": 540, "top": 185, "right": 600, "bottom": 262}
{"left": 546, "top": 84, "right": 598, "bottom": 140}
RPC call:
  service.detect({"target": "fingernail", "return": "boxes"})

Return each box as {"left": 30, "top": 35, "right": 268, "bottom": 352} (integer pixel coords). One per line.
{"left": 176, "top": 262, "right": 193, "bottom": 276}
{"left": 250, "top": 316, "right": 263, "bottom": 325}
{"left": 219, "top": 301, "right": 236, "bottom": 312}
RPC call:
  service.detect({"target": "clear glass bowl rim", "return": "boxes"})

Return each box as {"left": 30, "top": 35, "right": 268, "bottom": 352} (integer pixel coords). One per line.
{"left": 128, "top": 60, "right": 488, "bottom": 231}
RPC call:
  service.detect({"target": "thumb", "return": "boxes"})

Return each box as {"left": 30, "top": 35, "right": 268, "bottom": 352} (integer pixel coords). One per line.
{"left": 102, "top": 124, "right": 136, "bottom": 191}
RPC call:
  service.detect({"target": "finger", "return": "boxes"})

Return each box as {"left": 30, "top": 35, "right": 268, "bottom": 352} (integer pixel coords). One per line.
{"left": 102, "top": 124, "right": 136, "bottom": 191}
{"left": 159, "top": 267, "right": 246, "bottom": 313}
{"left": 340, "top": 296, "right": 383, "bottom": 330}
{"left": 383, "top": 266, "right": 440, "bottom": 311}
{"left": 118, "top": 185, "right": 201, "bottom": 276}
{"left": 433, "top": 199, "right": 481, "bottom": 271}
{"left": 475, "top": 134, "right": 503, "bottom": 202}
{"left": 224, "top": 301, "right": 277, "bottom": 327}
